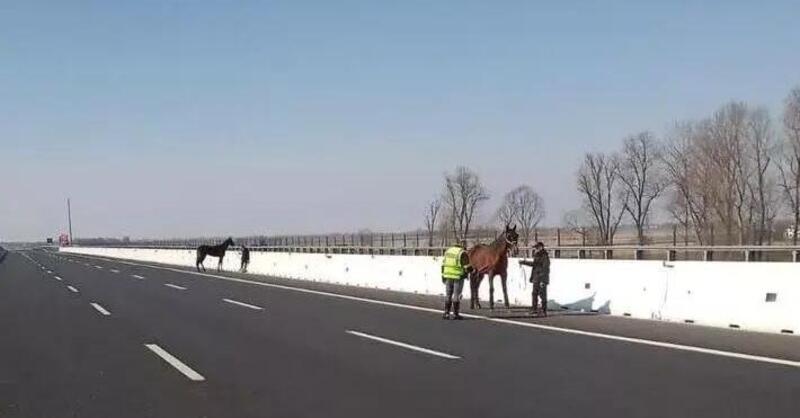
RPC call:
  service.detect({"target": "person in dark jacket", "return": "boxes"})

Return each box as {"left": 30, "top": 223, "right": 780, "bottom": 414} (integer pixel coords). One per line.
{"left": 519, "top": 242, "right": 550, "bottom": 316}
{"left": 240, "top": 245, "right": 250, "bottom": 273}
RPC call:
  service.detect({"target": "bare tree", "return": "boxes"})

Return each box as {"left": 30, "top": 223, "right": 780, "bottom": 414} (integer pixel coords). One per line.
{"left": 576, "top": 153, "right": 629, "bottom": 245}
{"left": 423, "top": 198, "right": 441, "bottom": 246}
{"left": 618, "top": 132, "right": 667, "bottom": 244}
{"left": 747, "top": 108, "right": 778, "bottom": 245}
{"left": 778, "top": 87, "right": 800, "bottom": 244}
{"left": 496, "top": 194, "right": 518, "bottom": 228}
{"left": 442, "top": 166, "right": 489, "bottom": 242}
{"left": 497, "top": 185, "right": 545, "bottom": 245}
{"left": 562, "top": 209, "right": 593, "bottom": 245}
{"left": 662, "top": 121, "right": 716, "bottom": 245}
{"left": 706, "top": 102, "right": 751, "bottom": 244}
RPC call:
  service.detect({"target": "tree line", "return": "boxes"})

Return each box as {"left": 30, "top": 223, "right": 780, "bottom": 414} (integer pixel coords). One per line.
{"left": 426, "top": 86, "right": 800, "bottom": 247}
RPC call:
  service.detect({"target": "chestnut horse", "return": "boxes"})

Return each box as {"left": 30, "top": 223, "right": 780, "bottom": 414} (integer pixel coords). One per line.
{"left": 196, "top": 237, "right": 234, "bottom": 272}
{"left": 468, "top": 225, "right": 519, "bottom": 309}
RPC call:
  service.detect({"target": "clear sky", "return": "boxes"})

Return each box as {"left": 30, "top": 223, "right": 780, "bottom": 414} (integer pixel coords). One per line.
{"left": 2, "top": 1, "right": 799, "bottom": 241}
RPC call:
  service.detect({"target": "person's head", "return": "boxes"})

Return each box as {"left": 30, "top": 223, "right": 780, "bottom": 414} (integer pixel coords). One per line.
{"left": 534, "top": 242, "right": 545, "bottom": 252}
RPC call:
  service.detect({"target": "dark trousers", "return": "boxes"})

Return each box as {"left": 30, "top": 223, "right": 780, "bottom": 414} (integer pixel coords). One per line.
{"left": 532, "top": 281, "right": 547, "bottom": 311}
{"left": 445, "top": 279, "right": 464, "bottom": 303}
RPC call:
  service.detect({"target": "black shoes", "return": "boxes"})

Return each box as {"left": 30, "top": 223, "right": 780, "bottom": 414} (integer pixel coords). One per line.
{"left": 452, "top": 302, "right": 463, "bottom": 320}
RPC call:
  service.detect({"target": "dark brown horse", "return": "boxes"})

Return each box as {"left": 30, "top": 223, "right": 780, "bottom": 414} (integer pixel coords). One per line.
{"left": 196, "top": 237, "right": 234, "bottom": 272}
{"left": 468, "top": 225, "right": 519, "bottom": 309}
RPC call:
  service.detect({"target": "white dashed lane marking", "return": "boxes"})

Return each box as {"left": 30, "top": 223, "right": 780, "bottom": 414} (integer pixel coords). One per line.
{"left": 144, "top": 344, "right": 205, "bottom": 381}
{"left": 90, "top": 303, "right": 111, "bottom": 316}
{"left": 345, "top": 330, "right": 461, "bottom": 360}
{"left": 223, "top": 298, "right": 263, "bottom": 311}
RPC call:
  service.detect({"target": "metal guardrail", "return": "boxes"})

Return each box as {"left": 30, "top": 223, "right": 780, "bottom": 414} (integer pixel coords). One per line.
{"left": 66, "top": 243, "right": 800, "bottom": 262}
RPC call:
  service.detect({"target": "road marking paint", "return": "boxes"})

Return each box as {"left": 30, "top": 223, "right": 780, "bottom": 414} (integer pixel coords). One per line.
{"left": 54, "top": 276, "right": 63, "bottom": 281}
{"left": 94, "top": 265, "right": 103, "bottom": 269}
{"left": 46, "top": 270, "right": 52, "bottom": 274}
{"left": 110, "top": 269, "right": 120, "bottom": 273}
{"left": 67, "top": 285, "right": 79, "bottom": 293}
{"left": 64, "top": 252, "right": 800, "bottom": 369}
{"left": 346, "top": 330, "right": 460, "bottom": 359}
{"left": 222, "top": 298, "right": 263, "bottom": 311}
{"left": 90, "top": 302, "right": 111, "bottom": 316}
{"left": 132, "top": 274, "right": 145, "bottom": 280}
{"left": 164, "top": 283, "right": 187, "bottom": 291}
{"left": 144, "top": 344, "right": 205, "bottom": 381}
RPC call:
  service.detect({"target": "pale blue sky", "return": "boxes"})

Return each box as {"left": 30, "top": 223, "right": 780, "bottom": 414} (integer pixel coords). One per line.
{"left": 2, "top": 1, "right": 799, "bottom": 241}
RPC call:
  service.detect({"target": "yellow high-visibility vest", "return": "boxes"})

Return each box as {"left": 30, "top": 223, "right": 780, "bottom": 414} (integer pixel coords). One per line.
{"left": 442, "top": 246, "right": 468, "bottom": 280}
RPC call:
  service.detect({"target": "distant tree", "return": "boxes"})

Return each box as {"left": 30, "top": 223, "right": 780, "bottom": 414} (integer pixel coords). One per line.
{"left": 443, "top": 166, "right": 489, "bottom": 242}
{"left": 562, "top": 209, "right": 592, "bottom": 245}
{"left": 778, "top": 87, "right": 800, "bottom": 245}
{"left": 497, "top": 185, "right": 545, "bottom": 246}
{"left": 662, "top": 121, "right": 717, "bottom": 245}
{"left": 618, "top": 132, "right": 667, "bottom": 245}
{"left": 423, "top": 198, "right": 441, "bottom": 246}
{"left": 576, "top": 153, "right": 628, "bottom": 245}
{"left": 747, "top": 108, "right": 778, "bottom": 245}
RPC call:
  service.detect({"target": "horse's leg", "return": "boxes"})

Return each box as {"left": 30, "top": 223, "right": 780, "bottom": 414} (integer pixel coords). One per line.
{"left": 488, "top": 273, "right": 495, "bottom": 310}
{"left": 469, "top": 272, "right": 478, "bottom": 309}
{"left": 218, "top": 255, "right": 223, "bottom": 272}
{"left": 196, "top": 252, "right": 205, "bottom": 272}
{"left": 501, "top": 273, "right": 510, "bottom": 309}
{"left": 469, "top": 272, "right": 475, "bottom": 309}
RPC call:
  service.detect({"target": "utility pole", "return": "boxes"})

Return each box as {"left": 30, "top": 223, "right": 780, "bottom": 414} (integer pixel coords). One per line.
{"left": 67, "top": 198, "right": 73, "bottom": 245}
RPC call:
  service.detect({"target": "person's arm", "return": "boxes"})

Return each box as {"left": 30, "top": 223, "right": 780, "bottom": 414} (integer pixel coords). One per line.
{"left": 461, "top": 252, "right": 473, "bottom": 273}
{"left": 519, "top": 260, "right": 534, "bottom": 267}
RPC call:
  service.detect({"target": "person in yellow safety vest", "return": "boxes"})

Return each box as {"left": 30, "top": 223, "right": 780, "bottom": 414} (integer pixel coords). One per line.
{"left": 441, "top": 240, "right": 473, "bottom": 320}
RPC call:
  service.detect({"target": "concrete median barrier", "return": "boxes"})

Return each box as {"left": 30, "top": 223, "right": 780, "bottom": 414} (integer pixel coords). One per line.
{"left": 60, "top": 246, "right": 800, "bottom": 336}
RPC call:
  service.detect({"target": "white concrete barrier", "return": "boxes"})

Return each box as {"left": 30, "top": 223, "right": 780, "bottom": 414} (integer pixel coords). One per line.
{"left": 61, "top": 246, "right": 800, "bottom": 336}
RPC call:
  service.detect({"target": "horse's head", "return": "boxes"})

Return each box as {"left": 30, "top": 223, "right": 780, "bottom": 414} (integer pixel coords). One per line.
{"left": 225, "top": 237, "right": 235, "bottom": 246}
{"left": 503, "top": 224, "right": 519, "bottom": 248}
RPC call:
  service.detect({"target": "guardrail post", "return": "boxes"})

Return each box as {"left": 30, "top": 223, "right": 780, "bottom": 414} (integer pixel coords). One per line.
{"left": 634, "top": 249, "right": 643, "bottom": 260}
{"left": 578, "top": 249, "right": 586, "bottom": 259}
{"left": 553, "top": 249, "right": 561, "bottom": 259}
{"left": 704, "top": 250, "right": 713, "bottom": 261}
{"left": 745, "top": 250, "right": 753, "bottom": 262}
{"left": 794, "top": 250, "right": 800, "bottom": 262}
{"left": 604, "top": 249, "right": 613, "bottom": 260}
{"left": 668, "top": 250, "right": 676, "bottom": 261}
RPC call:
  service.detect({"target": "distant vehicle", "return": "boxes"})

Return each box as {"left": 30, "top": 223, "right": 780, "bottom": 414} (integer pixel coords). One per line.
{"left": 46, "top": 238, "right": 53, "bottom": 244}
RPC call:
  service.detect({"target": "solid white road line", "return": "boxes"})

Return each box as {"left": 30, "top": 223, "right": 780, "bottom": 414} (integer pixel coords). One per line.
{"left": 64, "top": 252, "right": 800, "bottom": 369}
{"left": 94, "top": 265, "right": 103, "bottom": 269}
{"left": 164, "top": 283, "right": 187, "bottom": 291}
{"left": 54, "top": 276, "right": 63, "bottom": 281}
{"left": 132, "top": 274, "right": 145, "bottom": 280}
{"left": 222, "top": 298, "right": 263, "bottom": 311}
{"left": 144, "top": 344, "right": 205, "bottom": 381}
{"left": 90, "top": 302, "right": 111, "bottom": 316}
{"left": 110, "top": 269, "right": 120, "bottom": 273}
{"left": 67, "top": 285, "right": 79, "bottom": 293}
{"left": 346, "top": 330, "right": 460, "bottom": 359}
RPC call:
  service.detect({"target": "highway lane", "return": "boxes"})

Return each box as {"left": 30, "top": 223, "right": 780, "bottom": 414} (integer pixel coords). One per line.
{"left": 3, "top": 249, "right": 800, "bottom": 417}
{"left": 0, "top": 251, "right": 228, "bottom": 418}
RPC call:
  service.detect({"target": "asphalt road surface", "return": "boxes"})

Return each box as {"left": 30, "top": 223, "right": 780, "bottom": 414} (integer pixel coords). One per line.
{"left": 1, "top": 249, "right": 799, "bottom": 418}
